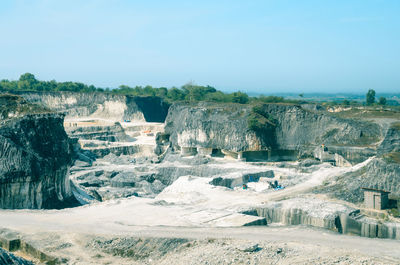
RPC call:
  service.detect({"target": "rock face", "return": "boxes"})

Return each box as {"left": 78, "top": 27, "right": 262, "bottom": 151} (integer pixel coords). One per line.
{"left": 0, "top": 113, "right": 76, "bottom": 209}
{"left": 165, "top": 103, "right": 269, "bottom": 152}
{"left": 165, "top": 103, "right": 381, "bottom": 161}
{"left": 17, "top": 92, "right": 170, "bottom": 122}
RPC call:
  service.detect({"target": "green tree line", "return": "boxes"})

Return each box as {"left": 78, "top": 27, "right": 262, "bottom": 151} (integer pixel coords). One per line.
{"left": 0, "top": 73, "right": 106, "bottom": 93}
{"left": 0, "top": 73, "right": 300, "bottom": 105}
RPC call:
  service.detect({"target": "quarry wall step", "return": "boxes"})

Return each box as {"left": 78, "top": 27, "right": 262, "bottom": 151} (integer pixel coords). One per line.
{"left": 246, "top": 204, "right": 400, "bottom": 240}
{"left": 0, "top": 232, "right": 20, "bottom": 251}
{"left": 0, "top": 230, "right": 59, "bottom": 264}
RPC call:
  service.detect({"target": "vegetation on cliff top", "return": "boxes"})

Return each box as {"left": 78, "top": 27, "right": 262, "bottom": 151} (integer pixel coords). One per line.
{"left": 0, "top": 94, "right": 49, "bottom": 120}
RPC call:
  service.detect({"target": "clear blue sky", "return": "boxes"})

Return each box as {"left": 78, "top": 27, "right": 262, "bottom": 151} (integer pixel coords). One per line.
{"left": 0, "top": 0, "right": 399, "bottom": 93}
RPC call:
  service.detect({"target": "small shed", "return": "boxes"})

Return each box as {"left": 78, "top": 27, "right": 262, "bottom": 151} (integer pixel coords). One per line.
{"left": 362, "top": 188, "right": 390, "bottom": 210}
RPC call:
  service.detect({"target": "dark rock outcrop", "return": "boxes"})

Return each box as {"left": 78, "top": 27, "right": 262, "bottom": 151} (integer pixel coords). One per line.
{"left": 378, "top": 122, "right": 400, "bottom": 155}
{"left": 0, "top": 113, "right": 77, "bottom": 209}
{"left": 0, "top": 247, "right": 33, "bottom": 265}
{"left": 128, "top": 96, "right": 170, "bottom": 122}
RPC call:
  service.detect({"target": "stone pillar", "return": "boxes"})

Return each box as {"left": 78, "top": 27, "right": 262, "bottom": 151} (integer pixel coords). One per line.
{"left": 237, "top": 152, "right": 246, "bottom": 161}
{"left": 181, "top": 147, "right": 197, "bottom": 156}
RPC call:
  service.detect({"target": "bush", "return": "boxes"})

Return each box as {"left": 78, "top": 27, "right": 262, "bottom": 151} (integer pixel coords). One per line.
{"left": 231, "top": 91, "right": 249, "bottom": 104}
{"left": 383, "top": 152, "right": 400, "bottom": 164}
{"left": 248, "top": 113, "right": 270, "bottom": 131}
{"left": 378, "top": 96, "right": 387, "bottom": 105}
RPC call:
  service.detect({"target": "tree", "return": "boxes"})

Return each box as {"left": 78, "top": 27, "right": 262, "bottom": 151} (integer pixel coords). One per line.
{"left": 167, "top": 87, "right": 185, "bottom": 101}
{"left": 231, "top": 91, "right": 249, "bottom": 104}
{"left": 366, "top": 89, "right": 376, "bottom": 105}
{"left": 181, "top": 83, "right": 217, "bottom": 102}
{"left": 17, "top": 73, "right": 38, "bottom": 90}
{"left": 378, "top": 96, "right": 387, "bottom": 105}
{"left": 156, "top": 87, "right": 168, "bottom": 98}
{"left": 19, "top": 73, "right": 37, "bottom": 83}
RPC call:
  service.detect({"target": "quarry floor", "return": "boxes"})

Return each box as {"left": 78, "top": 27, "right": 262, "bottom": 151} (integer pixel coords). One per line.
{"left": 0, "top": 158, "right": 372, "bottom": 230}
{"left": 2, "top": 157, "right": 400, "bottom": 264}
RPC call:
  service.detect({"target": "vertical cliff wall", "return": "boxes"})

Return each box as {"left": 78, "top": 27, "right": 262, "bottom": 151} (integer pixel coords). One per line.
{"left": 255, "top": 104, "right": 381, "bottom": 150}
{"left": 0, "top": 113, "right": 76, "bottom": 209}
{"left": 165, "top": 103, "right": 274, "bottom": 152}
{"left": 164, "top": 103, "right": 381, "bottom": 159}
{"left": 16, "top": 92, "right": 170, "bottom": 122}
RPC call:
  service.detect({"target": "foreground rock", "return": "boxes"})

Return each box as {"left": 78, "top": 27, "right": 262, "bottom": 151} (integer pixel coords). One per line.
{"left": 0, "top": 104, "right": 77, "bottom": 208}
{"left": 0, "top": 248, "right": 33, "bottom": 265}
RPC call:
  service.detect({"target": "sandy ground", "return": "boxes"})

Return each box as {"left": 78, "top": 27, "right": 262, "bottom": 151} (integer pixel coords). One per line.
{"left": 3, "top": 226, "right": 400, "bottom": 264}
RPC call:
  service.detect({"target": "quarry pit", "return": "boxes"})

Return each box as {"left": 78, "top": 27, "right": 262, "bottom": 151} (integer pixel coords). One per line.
{"left": 1, "top": 92, "right": 400, "bottom": 264}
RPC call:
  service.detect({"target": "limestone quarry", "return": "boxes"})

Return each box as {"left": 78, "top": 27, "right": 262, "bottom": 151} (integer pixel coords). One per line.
{"left": 1, "top": 92, "right": 400, "bottom": 264}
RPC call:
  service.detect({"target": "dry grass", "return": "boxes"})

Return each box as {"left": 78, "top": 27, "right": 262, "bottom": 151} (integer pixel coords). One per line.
{"left": 332, "top": 107, "right": 400, "bottom": 120}
{"left": 383, "top": 152, "right": 400, "bottom": 164}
